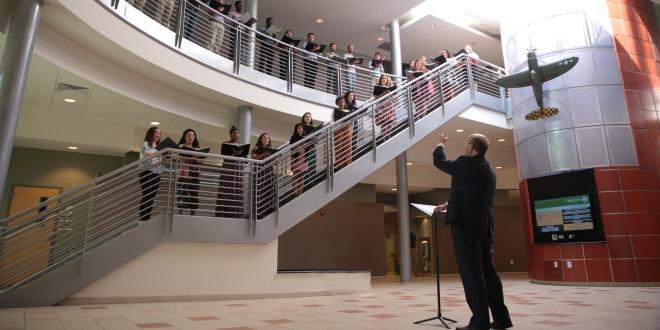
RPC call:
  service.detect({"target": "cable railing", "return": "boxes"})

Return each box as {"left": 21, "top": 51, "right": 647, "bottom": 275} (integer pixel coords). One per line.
{"left": 0, "top": 54, "right": 504, "bottom": 299}
{"left": 106, "top": 0, "right": 403, "bottom": 101}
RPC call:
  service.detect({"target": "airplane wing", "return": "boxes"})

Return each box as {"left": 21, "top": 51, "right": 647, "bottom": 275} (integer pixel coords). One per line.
{"left": 495, "top": 70, "right": 532, "bottom": 88}
{"left": 539, "top": 57, "right": 579, "bottom": 82}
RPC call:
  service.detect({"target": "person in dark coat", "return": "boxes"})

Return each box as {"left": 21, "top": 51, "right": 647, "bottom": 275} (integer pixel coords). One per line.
{"left": 432, "top": 133, "right": 512, "bottom": 330}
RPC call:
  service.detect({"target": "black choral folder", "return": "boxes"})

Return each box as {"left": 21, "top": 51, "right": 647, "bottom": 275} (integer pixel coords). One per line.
{"left": 304, "top": 42, "right": 325, "bottom": 53}
{"left": 221, "top": 143, "right": 250, "bottom": 157}
{"left": 156, "top": 137, "right": 179, "bottom": 151}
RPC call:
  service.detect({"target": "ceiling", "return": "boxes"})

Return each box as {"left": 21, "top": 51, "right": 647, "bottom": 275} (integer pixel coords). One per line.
{"left": 2, "top": 0, "right": 518, "bottom": 191}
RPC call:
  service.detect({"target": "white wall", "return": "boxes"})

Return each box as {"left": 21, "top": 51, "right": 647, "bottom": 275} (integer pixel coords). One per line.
{"left": 70, "top": 240, "right": 369, "bottom": 301}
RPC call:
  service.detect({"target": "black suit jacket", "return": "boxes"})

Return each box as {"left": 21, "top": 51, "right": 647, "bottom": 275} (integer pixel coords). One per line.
{"left": 433, "top": 146, "right": 496, "bottom": 237}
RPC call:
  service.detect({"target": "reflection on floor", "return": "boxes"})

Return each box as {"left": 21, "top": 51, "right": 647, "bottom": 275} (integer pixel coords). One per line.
{"left": 1, "top": 274, "right": 659, "bottom": 329}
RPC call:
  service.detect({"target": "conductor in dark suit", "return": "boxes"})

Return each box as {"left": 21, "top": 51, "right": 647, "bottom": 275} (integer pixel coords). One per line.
{"left": 432, "top": 133, "right": 512, "bottom": 330}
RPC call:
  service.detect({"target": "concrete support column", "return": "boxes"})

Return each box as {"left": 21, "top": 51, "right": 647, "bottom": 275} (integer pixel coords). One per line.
{"left": 237, "top": 105, "right": 252, "bottom": 145}
{"left": 0, "top": 0, "right": 42, "bottom": 206}
{"left": 390, "top": 18, "right": 411, "bottom": 283}
{"left": 244, "top": 0, "right": 258, "bottom": 68}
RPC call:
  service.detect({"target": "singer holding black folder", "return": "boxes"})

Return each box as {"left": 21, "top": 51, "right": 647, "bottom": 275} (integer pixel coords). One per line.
{"left": 301, "top": 33, "right": 323, "bottom": 88}
{"left": 301, "top": 112, "right": 318, "bottom": 187}
{"left": 333, "top": 97, "right": 353, "bottom": 170}
{"left": 216, "top": 126, "right": 247, "bottom": 218}
{"left": 252, "top": 132, "right": 277, "bottom": 218}
{"left": 176, "top": 129, "right": 203, "bottom": 215}
{"left": 324, "top": 43, "right": 340, "bottom": 94}
{"left": 373, "top": 74, "right": 396, "bottom": 142}
{"left": 432, "top": 133, "right": 512, "bottom": 330}
{"left": 278, "top": 30, "right": 297, "bottom": 80}
{"left": 289, "top": 124, "right": 308, "bottom": 196}
{"left": 138, "top": 127, "right": 162, "bottom": 222}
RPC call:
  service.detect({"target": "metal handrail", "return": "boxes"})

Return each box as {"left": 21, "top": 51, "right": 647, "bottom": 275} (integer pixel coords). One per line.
{"left": 0, "top": 51, "right": 505, "bottom": 298}
{"left": 101, "top": 0, "right": 403, "bottom": 101}
{"left": 191, "top": 0, "right": 404, "bottom": 81}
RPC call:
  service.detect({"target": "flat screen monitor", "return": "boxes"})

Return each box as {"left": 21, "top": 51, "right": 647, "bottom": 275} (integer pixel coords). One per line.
{"left": 528, "top": 169, "right": 605, "bottom": 244}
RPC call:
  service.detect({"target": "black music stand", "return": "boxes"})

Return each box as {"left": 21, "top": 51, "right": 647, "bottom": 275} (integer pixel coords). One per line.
{"left": 413, "top": 210, "right": 456, "bottom": 328}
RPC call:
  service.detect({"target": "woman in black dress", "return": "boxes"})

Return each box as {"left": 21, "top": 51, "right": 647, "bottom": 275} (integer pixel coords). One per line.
{"left": 216, "top": 126, "right": 246, "bottom": 218}
{"left": 252, "top": 132, "right": 276, "bottom": 218}
{"left": 177, "top": 128, "right": 201, "bottom": 215}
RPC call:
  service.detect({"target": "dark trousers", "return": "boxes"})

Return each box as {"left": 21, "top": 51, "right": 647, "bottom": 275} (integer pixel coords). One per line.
{"left": 279, "top": 51, "right": 290, "bottom": 80}
{"left": 451, "top": 220, "right": 511, "bottom": 329}
{"left": 304, "top": 147, "right": 317, "bottom": 187}
{"left": 303, "top": 58, "right": 318, "bottom": 88}
{"left": 139, "top": 170, "right": 160, "bottom": 221}
{"left": 326, "top": 66, "right": 338, "bottom": 94}
{"left": 258, "top": 44, "right": 275, "bottom": 74}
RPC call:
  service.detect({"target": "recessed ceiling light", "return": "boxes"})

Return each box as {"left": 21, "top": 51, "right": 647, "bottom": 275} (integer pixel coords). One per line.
{"left": 315, "top": 18, "right": 324, "bottom": 24}
{"left": 380, "top": 26, "right": 387, "bottom": 31}
{"left": 391, "top": 188, "right": 397, "bottom": 191}
{"left": 67, "top": 146, "right": 78, "bottom": 150}
{"left": 430, "top": 24, "right": 436, "bottom": 29}
{"left": 456, "top": 129, "right": 464, "bottom": 133}
{"left": 495, "top": 166, "right": 502, "bottom": 169}
{"left": 150, "top": 121, "right": 160, "bottom": 126}
{"left": 406, "top": 162, "right": 413, "bottom": 166}
{"left": 64, "top": 98, "right": 76, "bottom": 103}
{"left": 497, "top": 138, "right": 506, "bottom": 142}
{"left": 377, "top": 36, "right": 384, "bottom": 41}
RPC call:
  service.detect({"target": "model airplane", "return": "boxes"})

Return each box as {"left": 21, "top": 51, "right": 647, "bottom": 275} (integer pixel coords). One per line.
{"left": 496, "top": 50, "right": 579, "bottom": 120}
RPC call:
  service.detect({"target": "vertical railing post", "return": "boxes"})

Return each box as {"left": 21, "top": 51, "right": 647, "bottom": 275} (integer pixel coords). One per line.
{"left": 466, "top": 59, "right": 475, "bottom": 101}
{"left": 287, "top": 49, "right": 294, "bottom": 93}
{"left": 166, "top": 151, "right": 177, "bottom": 232}
{"left": 274, "top": 155, "right": 280, "bottom": 226}
{"left": 248, "top": 162, "right": 253, "bottom": 234}
{"left": 335, "top": 67, "right": 343, "bottom": 96}
{"left": 174, "top": 0, "right": 185, "bottom": 48}
{"left": 233, "top": 26, "right": 242, "bottom": 74}
{"left": 406, "top": 87, "right": 415, "bottom": 138}
{"left": 172, "top": 152, "right": 181, "bottom": 221}
{"left": 326, "top": 128, "right": 333, "bottom": 192}
{"left": 81, "top": 188, "right": 94, "bottom": 254}
{"left": 371, "top": 105, "right": 377, "bottom": 161}
{"left": 437, "top": 70, "right": 445, "bottom": 117}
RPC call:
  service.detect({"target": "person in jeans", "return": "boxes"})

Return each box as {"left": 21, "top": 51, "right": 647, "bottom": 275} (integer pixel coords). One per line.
{"left": 138, "top": 127, "right": 162, "bottom": 221}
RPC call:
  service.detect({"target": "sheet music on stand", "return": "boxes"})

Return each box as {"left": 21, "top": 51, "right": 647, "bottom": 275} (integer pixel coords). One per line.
{"left": 410, "top": 203, "right": 444, "bottom": 216}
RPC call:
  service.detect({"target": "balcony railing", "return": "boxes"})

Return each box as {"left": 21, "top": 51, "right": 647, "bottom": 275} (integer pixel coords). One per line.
{"left": 0, "top": 50, "right": 505, "bottom": 298}
{"left": 103, "top": 0, "right": 404, "bottom": 101}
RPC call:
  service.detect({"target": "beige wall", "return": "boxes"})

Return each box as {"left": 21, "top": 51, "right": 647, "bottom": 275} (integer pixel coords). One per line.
{"left": 278, "top": 200, "right": 387, "bottom": 275}
{"left": 71, "top": 240, "right": 369, "bottom": 301}
{"left": 384, "top": 189, "right": 527, "bottom": 274}
{"left": 1, "top": 147, "right": 124, "bottom": 217}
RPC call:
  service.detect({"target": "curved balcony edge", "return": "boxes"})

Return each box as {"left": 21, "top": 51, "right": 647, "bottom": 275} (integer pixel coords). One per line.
{"left": 38, "top": 0, "right": 334, "bottom": 124}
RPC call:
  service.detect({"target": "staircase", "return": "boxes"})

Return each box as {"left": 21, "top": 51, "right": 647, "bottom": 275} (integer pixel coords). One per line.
{"left": 0, "top": 55, "right": 507, "bottom": 307}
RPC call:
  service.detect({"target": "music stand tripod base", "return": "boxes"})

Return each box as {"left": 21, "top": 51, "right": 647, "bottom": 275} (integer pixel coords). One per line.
{"left": 413, "top": 214, "right": 456, "bottom": 328}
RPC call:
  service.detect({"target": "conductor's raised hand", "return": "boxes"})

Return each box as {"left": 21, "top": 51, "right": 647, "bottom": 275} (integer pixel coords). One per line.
{"left": 440, "top": 133, "right": 448, "bottom": 144}
{"left": 433, "top": 202, "right": 447, "bottom": 215}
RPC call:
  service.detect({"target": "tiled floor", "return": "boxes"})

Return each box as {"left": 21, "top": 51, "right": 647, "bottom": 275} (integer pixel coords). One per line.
{"left": 1, "top": 274, "right": 659, "bottom": 329}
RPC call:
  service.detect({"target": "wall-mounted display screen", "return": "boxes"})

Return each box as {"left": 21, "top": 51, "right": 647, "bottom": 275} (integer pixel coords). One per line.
{"left": 528, "top": 169, "right": 605, "bottom": 244}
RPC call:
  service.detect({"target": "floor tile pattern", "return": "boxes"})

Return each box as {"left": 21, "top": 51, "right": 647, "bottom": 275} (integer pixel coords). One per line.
{"left": 1, "top": 274, "right": 658, "bottom": 329}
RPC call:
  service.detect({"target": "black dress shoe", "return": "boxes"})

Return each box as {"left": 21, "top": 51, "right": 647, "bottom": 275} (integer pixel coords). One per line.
{"left": 490, "top": 321, "right": 513, "bottom": 329}
{"left": 456, "top": 326, "right": 488, "bottom": 330}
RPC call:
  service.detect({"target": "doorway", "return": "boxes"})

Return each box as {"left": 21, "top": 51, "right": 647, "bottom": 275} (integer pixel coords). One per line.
{"left": 0, "top": 185, "right": 61, "bottom": 287}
